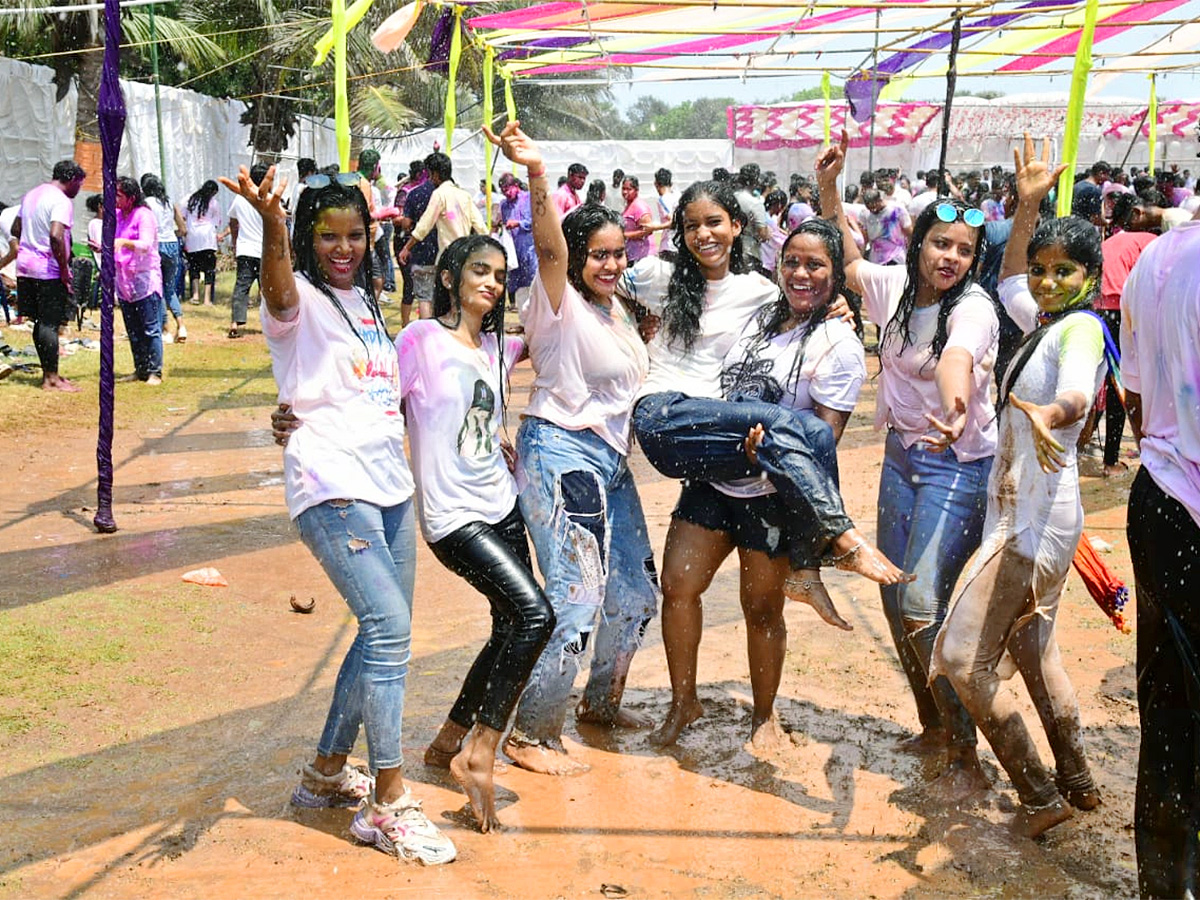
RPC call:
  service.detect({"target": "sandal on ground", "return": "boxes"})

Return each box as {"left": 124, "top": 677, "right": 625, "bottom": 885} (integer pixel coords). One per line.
{"left": 227, "top": 326, "right": 241, "bottom": 339}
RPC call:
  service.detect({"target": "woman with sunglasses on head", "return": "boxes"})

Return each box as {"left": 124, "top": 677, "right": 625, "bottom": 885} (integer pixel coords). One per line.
{"left": 818, "top": 131, "right": 998, "bottom": 801}
{"left": 474, "top": 122, "right": 661, "bottom": 777}
{"left": 932, "top": 136, "right": 1105, "bottom": 837}
{"left": 221, "top": 166, "right": 457, "bottom": 865}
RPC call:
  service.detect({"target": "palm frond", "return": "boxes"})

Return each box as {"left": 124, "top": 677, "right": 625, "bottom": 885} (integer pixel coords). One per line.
{"left": 349, "top": 83, "right": 420, "bottom": 133}
{"left": 122, "top": 11, "right": 227, "bottom": 68}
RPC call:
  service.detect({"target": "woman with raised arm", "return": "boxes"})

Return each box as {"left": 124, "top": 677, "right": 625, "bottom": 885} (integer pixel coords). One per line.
{"left": 220, "top": 166, "right": 456, "bottom": 865}
{"left": 817, "top": 131, "right": 998, "bottom": 800}
{"left": 468, "top": 122, "right": 661, "bottom": 776}
{"left": 933, "top": 136, "right": 1106, "bottom": 837}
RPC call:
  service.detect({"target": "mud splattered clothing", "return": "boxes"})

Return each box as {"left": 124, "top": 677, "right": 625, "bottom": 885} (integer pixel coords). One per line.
{"left": 933, "top": 275, "right": 1105, "bottom": 808}
{"left": 510, "top": 275, "right": 658, "bottom": 745}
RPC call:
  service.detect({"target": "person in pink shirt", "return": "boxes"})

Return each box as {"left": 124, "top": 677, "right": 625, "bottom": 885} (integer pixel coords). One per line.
{"left": 15, "top": 159, "right": 86, "bottom": 391}
{"left": 113, "top": 176, "right": 164, "bottom": 384}
{"left": 552, "top": 162, "right": 587, "bottom": 218}
{"left": 619, "top": 175, "right": 653, "bottom": 263}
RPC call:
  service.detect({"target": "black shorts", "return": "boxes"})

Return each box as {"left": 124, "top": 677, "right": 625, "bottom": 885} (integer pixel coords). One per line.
{"left": 672, "top": 479, "right": 790, "bottom": 558}
{"left": 16, "top": 276, "right": 72, "bottom": 325}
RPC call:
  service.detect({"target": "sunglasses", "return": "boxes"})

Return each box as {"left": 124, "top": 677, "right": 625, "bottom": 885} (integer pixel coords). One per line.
{"left": 304, "top": 173, "right": 363, "bottom": 188}
{"left": 935, "top": 202, "right": 985, "bottom": 228}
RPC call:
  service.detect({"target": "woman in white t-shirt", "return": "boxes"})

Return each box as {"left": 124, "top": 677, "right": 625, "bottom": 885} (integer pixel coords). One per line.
{"left": 817, "top": 131, "right": 997, "bottom": 800}
{"left": 141, "top": 173, "right": 187, "bottom": 342}
{"left": 660, "top": 218, "right": 867, "bottom": 748}
{"left": 401, "top": 233, "right": 554, "bottom": 833}
{"left": 221, "top": 168, "right": 457, "bottom": 866}
{"left": 477, "top": 123, "right": 659, "bottom": 777}
{"left": 933, "top": 139, "right": 1105, "bottom": 837}
{"left": 183, "top": 180, "right": 222, "bottom": 306}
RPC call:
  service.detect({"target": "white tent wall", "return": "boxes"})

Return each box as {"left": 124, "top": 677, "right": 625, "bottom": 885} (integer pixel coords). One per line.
{"left": 0, "top": 57, "right": 77, "bottom": 206}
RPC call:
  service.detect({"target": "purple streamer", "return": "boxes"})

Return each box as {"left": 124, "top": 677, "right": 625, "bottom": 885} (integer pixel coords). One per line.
{"left": 94, "top": 0, "right": 125, "bottom": 534}
{"left": 427, "top": 9, "right": 455, "bottom": 74}
{"left": 844, "top": 72, "right": 888, "bottom": 123}
{"left": 497, "top": 35, "right": 590, "bottom": 62}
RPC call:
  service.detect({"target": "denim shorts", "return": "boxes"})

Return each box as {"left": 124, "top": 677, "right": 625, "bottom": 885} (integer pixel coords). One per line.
{"left": 673, "top": 480, "right": 790, "bottom": 558}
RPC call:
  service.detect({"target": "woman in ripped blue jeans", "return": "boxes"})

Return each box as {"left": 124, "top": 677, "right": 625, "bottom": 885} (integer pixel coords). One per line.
{"left": 818, "top": 131, "right": 997, "bottom": 801}
{"left": 477, "top": 123, "right": 661, "bottom": 776}
{"left": 224, "top": 167, "right": 456, "bottom": 865}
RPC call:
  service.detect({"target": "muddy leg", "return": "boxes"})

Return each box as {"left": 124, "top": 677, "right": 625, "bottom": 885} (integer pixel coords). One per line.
{"left": 739, "top": 549, "right": 790, "bottom": 751}
{"left": 450, "top": 724, "right": 504, "bottom": 832}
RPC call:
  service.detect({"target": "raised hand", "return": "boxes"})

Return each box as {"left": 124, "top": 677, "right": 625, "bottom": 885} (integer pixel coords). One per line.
{"left": 482, "top": 121, "right": 544, "bottom": 172}
{"left": 1009, "top": 393, "right": 1066, "bottom": 473}
{"left": 218, "top": 165, "right": 288, "bottom": 223}
{"left": 1013, "top": 132, "right": 1067, "bottom": 206}
{"left": 815, "top": 130, "right": 849, "bottom": 187}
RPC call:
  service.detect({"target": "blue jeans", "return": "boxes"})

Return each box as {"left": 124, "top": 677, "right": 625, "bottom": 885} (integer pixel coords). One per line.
{"left": 633, "top": 391, "right": 852, "bottom": 568}
{"left": 295, "top": 498, "right": 417, "bottom": 771}
{"left": 119, "top": 293, "right": 163, "bottom": 379}
{"left": 158, "top": 241, "right": 183, "bottom": 328}
{"left": 511, "top": 418, "right": 660, "bottom": 743}
{"left": 877, "top": 430, "right": 991, "bottom": 742}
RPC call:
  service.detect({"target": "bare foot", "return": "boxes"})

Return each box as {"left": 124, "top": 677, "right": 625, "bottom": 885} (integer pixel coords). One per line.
{"left": 424, "top": 743, "right": 458, "bottom": 769}
{"left": 43, "top": 376, "right": 81, "bottom": 392}
{"left": 1011, "top": 797, "right": 1074, "bottom": 838}
{"left": 503, "top": 736, "right": 590, "bottom": 775}
{"left": 784, "top": 571, "right": 852, "bottom": 631}
{"left": 923, "top": 758, "right": 991, "bottom": 805}
{"left": 830, "top": 530, "right": 912, "bottom": 585}
{"left": 894, "top": 727, "right": 949, "bottom": 756}
{"left": 449, "top": 737, "right": 501, "bottom": 833}
{"left": 1103, "top": 462, "right": 1129, "bottom": 478}
{"left": 748, "top": 714, "right": 789, "bottom": 752}
{"left": 576, "top": 698, "right": 652, "bottom": 729}
{"left": 649, "top": 698, "right": 704, "bottom": 747}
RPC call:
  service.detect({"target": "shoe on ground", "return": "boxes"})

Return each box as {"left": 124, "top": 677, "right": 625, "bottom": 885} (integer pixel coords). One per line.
{"left": 350, "top": 790, "right": 457, "bottom": 865}
{"left": 0, "top": 362, "right": 12, "bottom": 380}
{"left": 176, "top": 324, "right": 187, "bottom": 343}
{"left": 146, "top": 374, "right": 162, "bottom": 385}
{"left": 291, "top": 762, "right": 374, "bottom": 809}
{"left": 162, "top": 332, "right": 174, "bottom": 344}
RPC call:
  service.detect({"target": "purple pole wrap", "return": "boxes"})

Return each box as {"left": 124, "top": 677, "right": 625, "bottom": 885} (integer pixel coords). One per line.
{"left": 94, "top": 0, "right": 126, "bottom": 534}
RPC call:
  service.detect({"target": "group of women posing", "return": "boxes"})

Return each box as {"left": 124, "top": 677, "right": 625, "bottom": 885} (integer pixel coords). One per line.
{"left": 226, "top": 121, "right": 1107, "bottom": 866}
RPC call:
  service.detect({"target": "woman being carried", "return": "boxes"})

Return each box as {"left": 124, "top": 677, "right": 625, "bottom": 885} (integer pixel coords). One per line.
{"left": 932, "top": 136, "right": 1106, "bottom": 837}
{"left": 221, "top": 167, "right": 456, "bottom": 865}
{"left": 817, "top": 131, "right": 998, "bottom": 800}
{"left": 466, "top": 122, "right": 660, "bottom": 777}
{"left": 652, "top": 217, "right": 868, "bottom": 748}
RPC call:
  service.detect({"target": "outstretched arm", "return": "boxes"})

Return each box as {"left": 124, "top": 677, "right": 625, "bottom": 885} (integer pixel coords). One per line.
{"left": 999, "top": 133, "right": 1066, "bottom": 285}
{"left": 218, "top": 165, "right": 296, "bottom": 318}
{"left": 483, "top": 121, "right": 569, "bottom": 312}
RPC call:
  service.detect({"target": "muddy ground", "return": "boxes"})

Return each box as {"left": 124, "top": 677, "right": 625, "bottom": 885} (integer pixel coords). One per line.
{"left": 0, "top": 322, "right": 1141, "bottom": 899}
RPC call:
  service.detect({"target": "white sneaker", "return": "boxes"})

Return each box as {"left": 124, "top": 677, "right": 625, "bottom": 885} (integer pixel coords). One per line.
{"left": 176, "top": 324, "right": 187, "bottom": 343}
{"left": 0, "top": 362, "right": 12, "bottom": 380}
{"left": 350, "top": 791, "right": 457, "bottom": 865}
{"left": 162, "top": 332, "right": 174, "bottom": 344}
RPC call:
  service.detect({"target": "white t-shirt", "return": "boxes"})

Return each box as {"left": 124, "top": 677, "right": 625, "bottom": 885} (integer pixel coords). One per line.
{"left": 16, "top": 182, "right": 73, "bottom": 280}
{"left": 655, "top": 189, "right": 678, "bottom": 254}
{"left": 715, "top": 316, "right": 866, "bottom": 498}
{"left": 146, "top": 196, "right": 177, "bottom": 245}
{"left": 618, "top": 256, "right": 778, "bottom": 401}
{"left": 184, "top": 198, "right": 222, "bottom": 253}
{"left": 228, "top": 195, "right": 264, "bottom": 259}
{"left": 0, "top": 205, "right": 20, "bottom": 248}
{"left": 521, "top": 273, "right": 649, "bottom": 456}
{"left": 262, "top": 275, "right": 413, "bottom": 520}
{"left": 1120, "top": 219, "right": 1200, "bottom": 528}
{"left": 397, "top": 319, "right": 524, "bottom": 542}
{"left": 858, "top": 262, "right": 998, "bottom": 461}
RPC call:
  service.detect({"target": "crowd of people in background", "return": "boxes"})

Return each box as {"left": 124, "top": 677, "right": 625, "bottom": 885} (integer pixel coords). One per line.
{"left": 2, "top": 132, "right": 1198, "bottom": 896}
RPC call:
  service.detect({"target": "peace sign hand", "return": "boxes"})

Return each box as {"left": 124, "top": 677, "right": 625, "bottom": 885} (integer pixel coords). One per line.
{"left": 482, "top": 121, "right": 544, "bottom": 173}
{"left": 1012, "top": 132, "right": 1067, "bottom": 206}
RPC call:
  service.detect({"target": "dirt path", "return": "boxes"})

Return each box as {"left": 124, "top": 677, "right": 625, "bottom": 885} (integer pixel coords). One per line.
{"left": 0, "top": 355, "right": 1140, "bottom": 899}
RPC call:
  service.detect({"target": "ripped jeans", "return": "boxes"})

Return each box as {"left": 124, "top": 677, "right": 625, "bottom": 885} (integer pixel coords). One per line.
{"left": 510, "top": 418, "right": 660, "bottom": 745}
{"left": 295, "top": 497, "right": 416, "bottom": 772}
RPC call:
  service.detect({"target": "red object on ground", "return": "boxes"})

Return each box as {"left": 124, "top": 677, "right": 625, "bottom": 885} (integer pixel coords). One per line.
{"left": 1072, "top": 533, "right": 1130, "bottom": 633}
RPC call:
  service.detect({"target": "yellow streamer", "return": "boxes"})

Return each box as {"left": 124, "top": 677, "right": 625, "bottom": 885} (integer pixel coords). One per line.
{"left": 821, "top": 71, "right": 831, "bottom": 146}
{"left": 1057, "top": 0, "right": 1099, "bottom": 218}
{"left": 333, "top": 0, "right": 350, "bottom": 172}
{"left": 314, "top": 0, "right": 374, "bottom": 66}
{"left": 502, "top": 67, "right": 518, "bottom": 174}
{"left": 484, "top": 45, "right": 494, "bottom": 230}
{"left": 1147, "top": 73, "right": 1158, "bottom": 175}
{"left": 445, "top": 6, "right": 463, "bottom": 151}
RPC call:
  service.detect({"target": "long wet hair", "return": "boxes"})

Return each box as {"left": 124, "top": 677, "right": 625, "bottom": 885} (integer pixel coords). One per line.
{"left": 561, "top": 203, "right": 624, "bottom": 303}
{"left": 662, "top": 179, "right": 749, "bottom": 351}
{"left": 116, "top": 175, "right": 146, "bottom": 209}
{"left": 186, "top": 180, "right": 219, "bottom": 217}
{"left": 292, "top": 180, "right": 383, "bottom": 351}
{"left": 880, "top": 196, "right": 986, "bottom": 366}
{"left": 432, "top": 233, "right": 512, "bottom": 415}
{"left": 140, "top": 173, "right": 170, "bottom": 206}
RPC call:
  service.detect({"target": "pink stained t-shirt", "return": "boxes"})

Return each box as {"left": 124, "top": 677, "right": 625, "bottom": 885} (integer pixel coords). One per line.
{"left": 857, "top": 262, "right": 998, "bottom": 462}
{"left": 622, "top": 197, "right": 653, "bottom": 262}
{"left": 16, "top": 182, "right": 73, "bottom": 280}
{"left": 520, "top": 273, "right": 649, "bottom": 456}
{"left": 114, "top": 205, "right": 162, "bottom": 302}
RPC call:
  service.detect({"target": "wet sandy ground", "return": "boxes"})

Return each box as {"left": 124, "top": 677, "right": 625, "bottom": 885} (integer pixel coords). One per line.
{"left": 0, "top": 360, "right": 1140, "bottom": 899}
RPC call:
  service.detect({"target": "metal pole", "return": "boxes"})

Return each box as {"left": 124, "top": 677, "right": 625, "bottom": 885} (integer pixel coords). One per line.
{"left": 866, "top": 8, "right": 881, "bottom": 176}
{"left": 148, "top": 2, "right": 168, "bottom": 191}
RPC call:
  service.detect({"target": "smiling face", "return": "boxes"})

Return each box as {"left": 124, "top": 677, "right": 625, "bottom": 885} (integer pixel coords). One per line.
{"left": 313, "top": 206, "right": 369, "bottom": 291}
{"left": 1027, "top": 244, "right": 1089, "bottom": 315}
{"left": 778, "top": 233, "right": 834, "bottom": 317}
{"left": 448, "top": 246, "right": 507, "bottom": 317}
{"left": 916, "top": 221, "right": 977, "bottom": 303}
{"left": 579, "top": 223, "right": 627, "bottom": 303}
{"left": 682, "top": 196, "right": 742, "bottom": 280}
